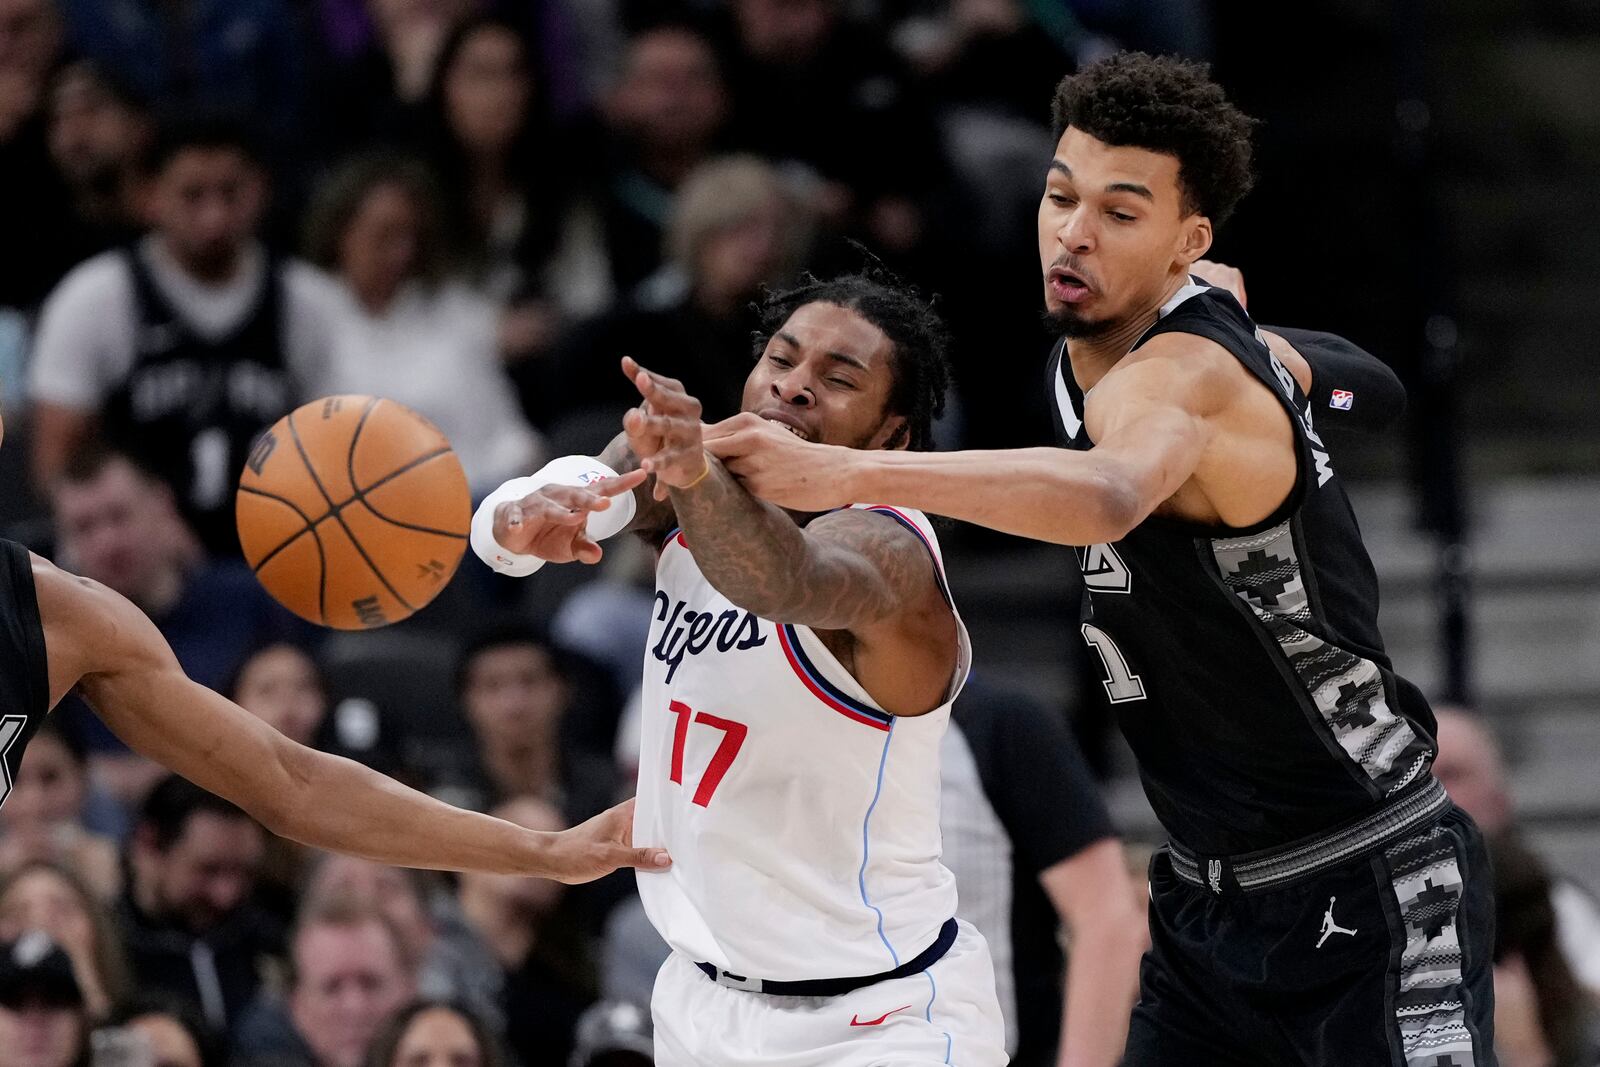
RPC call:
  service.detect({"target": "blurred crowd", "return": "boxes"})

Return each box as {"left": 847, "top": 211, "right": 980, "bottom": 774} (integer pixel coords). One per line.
{"left": 0, "top": 1, "right": 1596, "bottom": 1066}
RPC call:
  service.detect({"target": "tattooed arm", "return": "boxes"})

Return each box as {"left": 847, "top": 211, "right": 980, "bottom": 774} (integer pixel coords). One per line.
{"left": 596, "top": 431, "right": 678, "bottom": 542}
{"left": 621, "top": 358, "right": 956, "bottom": 715}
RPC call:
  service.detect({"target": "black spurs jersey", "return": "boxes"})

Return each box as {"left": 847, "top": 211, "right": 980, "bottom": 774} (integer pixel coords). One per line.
{"left": 1050, "top": 280, "right": 1437, "bottom": 855}
{"left": 0, "top": 540, "right": 52, "bottom": 815}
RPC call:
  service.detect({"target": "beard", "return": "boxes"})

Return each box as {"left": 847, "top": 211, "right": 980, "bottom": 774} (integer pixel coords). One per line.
{"left": 1040, "top": 302, "right": 1116, "bottom": 340}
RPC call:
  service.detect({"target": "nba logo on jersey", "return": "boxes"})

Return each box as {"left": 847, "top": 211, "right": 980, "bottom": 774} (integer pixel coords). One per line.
{"left": 1208, "top": 860, "right": 1223, "bottom": 895}
{"left": 1329, "top": 389, "right": 1354, "bottom": 410}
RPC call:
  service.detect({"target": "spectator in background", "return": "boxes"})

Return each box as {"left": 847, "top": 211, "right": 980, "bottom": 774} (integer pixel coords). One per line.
{"left": 456, "top": 797, "right": 593, "bottom": 1065}
{"left": 238, "top": 898, "right": 414, "bottom": 1067}
{"left": 55, "top": 0, "right": 305, "bottom": 159}
{"left": 0, "top": 0, "right": 67, "bottom": 310}
{"left": 545, "top": 154, "right": 812, "bottom": 433}
{"left": 568, "top": 1000, "right": 653, "bottom": 1067}
{"left": 118, "top": 776, "right": 280, "bottom": 1031}
{"left": 594, "top": 19, "right": 728, "bottom": 296}
{"left": 301, "top": 152, "right": 542, "bottom": 497}
{"left": 0, "top": 862, "right": 130, "bottom": 1020}
{"left": 49, "top": 446, "right": 312, "bottom": 804}
{"left": 230, "top": 641, "right": 401, "bottom": 776}
{"left": 1434, "top": 706, "right": 1600, "bottom": 996}
{"left": 232, "top": 644, "right": 328, "bottom": 750}
{"left": 0, "top": 724, "right": 120, "bottom": 898}
{"left": 940, "top": 679, "right": 1146, "bottom": 1066}
{"left": 422, "top": 15, "right": 604, "bottom": 342}
{"left": 45, "top": 62, "right": 152, "bottom": 277}
{"left": 721, "top": 0, "right": 944, "bottom": 264}
{"left": 0, "top": 932, "right": 89, "bottom": 1067}
{"left": 1491, "top": 832, "right": 1600, "bottom": 1067}
{"left": 299, "top": 855, "right": 501, "bottom": 1025}
{"left": 450, "top": 625, "right": 618, "bottom": 828}
{"left": 28, "top": 118, "right": 339, "bottom": 555}
{"left": 362, "top": 1001, "right": 506, "bottom": 1067}
{"left": 102, "top": 994, "right": 224, "bottom": 1067}
{"left": 310, "top": 0, "right": 480, "bottom": 154}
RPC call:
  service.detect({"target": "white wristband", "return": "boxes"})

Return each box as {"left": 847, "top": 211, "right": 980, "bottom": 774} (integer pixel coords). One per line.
{"left": 470, "top": 455, "right": 637, "bottom": 577}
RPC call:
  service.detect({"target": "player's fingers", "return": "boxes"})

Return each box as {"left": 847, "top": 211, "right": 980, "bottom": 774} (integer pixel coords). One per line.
{"left": 704, "top": 412, "right": 766, "bottom": 436}
{"left": 704, "top": 431, "right": 756, "bottom": 458}
{"left": 538, "top": 484, "right": 602, "bottom": 510}
{"left": 598, "top": 468, "right": 649, "bottom": 496}
{"left": 573, "top": 534, "right": 603, "bottom": 565}
{"left": 621, "top": 845, "right": 672, "bottom": 870}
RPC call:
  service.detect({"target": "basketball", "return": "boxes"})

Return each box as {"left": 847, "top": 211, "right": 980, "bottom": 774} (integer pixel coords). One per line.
{"left": 236, "top": 395, "right": 470, "bottom": 629}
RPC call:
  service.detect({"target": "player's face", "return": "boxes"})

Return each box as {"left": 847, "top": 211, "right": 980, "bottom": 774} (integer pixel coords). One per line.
{"left": 1038, "top": 128, "right": 1212, "bottom": 339}
{"left": 741, "top": 302, "right": 908, "bottom": 451}
{"left": 150, "top": 147, "right": 264, "bottom": 281}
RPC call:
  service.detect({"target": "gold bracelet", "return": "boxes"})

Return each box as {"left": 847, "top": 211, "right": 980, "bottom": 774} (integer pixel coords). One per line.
{"left": 682, "top": 453, "right": 712, "bottom": 489}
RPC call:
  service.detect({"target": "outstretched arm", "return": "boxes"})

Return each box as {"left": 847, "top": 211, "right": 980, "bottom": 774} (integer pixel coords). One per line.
{"left": 33, "top": 556, "right": 668, "bottom": 884}
{"left": 706, "top": 334, "right": 1233, "bottom": 546}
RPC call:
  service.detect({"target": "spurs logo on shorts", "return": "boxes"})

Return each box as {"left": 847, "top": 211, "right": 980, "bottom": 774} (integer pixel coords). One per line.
{"left": 1208, "top": 859, "right": 1222, "bottom": 894}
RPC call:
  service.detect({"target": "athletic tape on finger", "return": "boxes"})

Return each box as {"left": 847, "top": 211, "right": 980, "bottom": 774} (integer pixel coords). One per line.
{"left": 470, "top": 455, "right": 637, "bottom": 576}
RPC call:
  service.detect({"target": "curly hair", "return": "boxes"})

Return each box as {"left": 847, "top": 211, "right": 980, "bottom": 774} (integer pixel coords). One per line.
{"left": 753, "top": 271, "right": 952, "bottom": 452}
{"left": 1051, "top": 52, "right": 1256, "bottom": 227}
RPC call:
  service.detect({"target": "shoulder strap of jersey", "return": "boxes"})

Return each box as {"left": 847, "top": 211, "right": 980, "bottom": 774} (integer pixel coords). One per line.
{"left": 1136, "top": 284, "right": 1329, "bottom": 529}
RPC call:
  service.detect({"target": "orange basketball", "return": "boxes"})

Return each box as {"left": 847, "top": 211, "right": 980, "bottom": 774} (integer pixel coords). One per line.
{"left": 236, "top": 395, "right": 470, "bottom": 629}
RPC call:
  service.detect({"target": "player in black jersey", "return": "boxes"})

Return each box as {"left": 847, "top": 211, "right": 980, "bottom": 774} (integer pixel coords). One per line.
{"left": 708, "top": 52, "right": 1493, "bottom": 1067}
{"left": 0, "top": 441, "right": 668, "bottom": 889}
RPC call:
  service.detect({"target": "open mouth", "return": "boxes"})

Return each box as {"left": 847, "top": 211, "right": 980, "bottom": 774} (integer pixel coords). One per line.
{"left": 759, "top": 411, "right": 813, "bottom": 441}
{"left": 1048, "top": 266, "right": 1093, "bottom": 303}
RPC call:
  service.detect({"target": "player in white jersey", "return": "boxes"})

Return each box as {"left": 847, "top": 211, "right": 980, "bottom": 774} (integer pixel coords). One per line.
{"left": 473, "top": 273, "right": 1006, "bottom": 1066}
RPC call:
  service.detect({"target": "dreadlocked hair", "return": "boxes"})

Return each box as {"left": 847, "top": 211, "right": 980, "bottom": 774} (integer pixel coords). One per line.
{"left": 753, "top": 271, "right": 952, "bottom": 452}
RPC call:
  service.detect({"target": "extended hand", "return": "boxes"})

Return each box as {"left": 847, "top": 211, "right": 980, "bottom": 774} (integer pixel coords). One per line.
{"left": 703, "top": 412, "right": 857, "bottom": 512}
{"left": 492, "top": 469, "right": 647, "bottom": 565}
{"left": 622, "top": 356, "right": 709, "bottom": 500}
{"left": 1191, "top": 258, "right": 1247, "bottom": 309}
{"left": 541, "top": 798, "right": 670, "bottom": 885}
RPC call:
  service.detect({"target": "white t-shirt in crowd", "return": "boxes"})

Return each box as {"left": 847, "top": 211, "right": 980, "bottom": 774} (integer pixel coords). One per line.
{"left": 28, "top": 236, "right": 338, "bottom": 413}
{"left": 305, "top": 275, "right": 541, "bottom": 494}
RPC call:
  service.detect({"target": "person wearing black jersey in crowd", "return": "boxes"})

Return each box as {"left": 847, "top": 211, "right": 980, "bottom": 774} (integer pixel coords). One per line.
{"left": 707, "top": 52, "right": 1492, "bottom": 1066}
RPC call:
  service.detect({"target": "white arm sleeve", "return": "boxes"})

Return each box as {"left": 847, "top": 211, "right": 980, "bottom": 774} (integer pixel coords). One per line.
{"left": 469, "top": 455, "right": 637, "bottom": 577}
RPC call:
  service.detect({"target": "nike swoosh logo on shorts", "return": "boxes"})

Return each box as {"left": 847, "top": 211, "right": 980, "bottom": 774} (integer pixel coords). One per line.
{"left": 850, "top": 1005, "right": 912, "bottom": 1027}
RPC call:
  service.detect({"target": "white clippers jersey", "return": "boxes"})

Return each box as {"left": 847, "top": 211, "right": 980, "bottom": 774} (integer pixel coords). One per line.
{"left": 633, "top": 505, "right": 970, "bottom": 982}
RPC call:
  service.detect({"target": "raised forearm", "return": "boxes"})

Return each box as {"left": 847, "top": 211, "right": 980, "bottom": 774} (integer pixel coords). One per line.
{"left": 844, "top": 447, "right": 1142, "bottom": 547}
{"left": 667, "top": 457, "right": 815, "bottom": 619}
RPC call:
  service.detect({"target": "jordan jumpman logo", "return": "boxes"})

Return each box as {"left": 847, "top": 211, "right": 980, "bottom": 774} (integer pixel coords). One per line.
{"left": 1317, "top": 896, "right": 1357, "bottom": 948}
